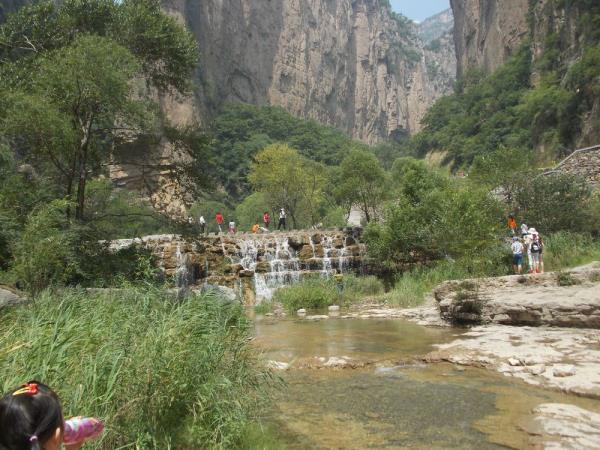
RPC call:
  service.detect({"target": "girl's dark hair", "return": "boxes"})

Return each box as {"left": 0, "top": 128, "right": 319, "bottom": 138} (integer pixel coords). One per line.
{"left": 0, "top": 381, "right": 63, "bottom": 450}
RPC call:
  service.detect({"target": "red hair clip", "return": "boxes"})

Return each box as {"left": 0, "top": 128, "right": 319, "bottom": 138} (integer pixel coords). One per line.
{"left": 13, "top": 382, "right": 39, "bottom": 396}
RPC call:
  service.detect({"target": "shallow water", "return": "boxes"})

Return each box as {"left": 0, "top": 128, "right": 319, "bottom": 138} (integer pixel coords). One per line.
{"left": 253, "top": 314, "right": 462, "bottom": 364}
{"left": 252, "top": 315, "right": 600, "bottom": 449}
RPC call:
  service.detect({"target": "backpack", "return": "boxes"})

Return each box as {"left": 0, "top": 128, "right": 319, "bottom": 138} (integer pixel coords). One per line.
{"left": 531, "top": 241, "right": 541, "bottom": 252}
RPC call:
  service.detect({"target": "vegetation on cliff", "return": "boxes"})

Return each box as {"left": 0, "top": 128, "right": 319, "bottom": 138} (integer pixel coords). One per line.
{"left": 409, "top": 1, "right": 600, "bottom": 167}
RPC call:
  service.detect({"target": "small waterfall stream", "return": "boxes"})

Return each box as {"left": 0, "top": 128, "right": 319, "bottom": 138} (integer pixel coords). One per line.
{"left": 236, "top": 234, "right": 359, "bottom": 302}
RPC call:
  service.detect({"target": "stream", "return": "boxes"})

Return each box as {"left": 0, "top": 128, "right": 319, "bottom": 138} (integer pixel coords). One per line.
{"left": 252, "top": 313, "right": 600, "bottom": 449}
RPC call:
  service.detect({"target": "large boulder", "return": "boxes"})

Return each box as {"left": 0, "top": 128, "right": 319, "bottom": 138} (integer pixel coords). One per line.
{"left": 0, "top": 286, "right": 25, "bottom": 308}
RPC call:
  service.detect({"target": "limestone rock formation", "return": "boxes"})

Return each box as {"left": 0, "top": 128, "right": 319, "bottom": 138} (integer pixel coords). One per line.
{"left": 433, "top": 263, "right": 600, "bottom": 328}
{"left": 450, "top": 0, "right": 529, "bottom": 79}
{"left": 162, "top": 0, "right": 455, "bottom": 144}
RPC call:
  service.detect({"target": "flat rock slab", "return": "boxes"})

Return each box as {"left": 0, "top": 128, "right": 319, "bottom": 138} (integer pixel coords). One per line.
{"left": 521, "top": 403, "right": 600, "bottom": 449}
{"left": 434, "top": 262, "right": 600, "bottom": 327}
{"left": 427, "top": 325, "right": 600, "bottom": 398}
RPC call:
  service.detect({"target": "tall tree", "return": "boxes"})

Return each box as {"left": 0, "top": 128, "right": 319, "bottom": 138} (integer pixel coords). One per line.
{"left": 335, "top": 148, "right": 387, "bottom": 223}
{"left": 248, "top": 144, "right": 326, "bottom": 228}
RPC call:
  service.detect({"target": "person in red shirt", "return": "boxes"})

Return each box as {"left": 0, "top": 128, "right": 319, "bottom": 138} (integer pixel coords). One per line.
{"left": 263, "top": 211, "right": 270, "bottom": 230}
{"left": 215, "top": 212, "right": 224, "bottom": 234}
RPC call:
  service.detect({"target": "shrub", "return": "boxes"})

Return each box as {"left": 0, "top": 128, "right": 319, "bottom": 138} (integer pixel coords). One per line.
{"left": 556, "top": 271, "right": 580, "bottom": 286}
{"left": 0, "top": 288, "right": 272, "bottom": 448}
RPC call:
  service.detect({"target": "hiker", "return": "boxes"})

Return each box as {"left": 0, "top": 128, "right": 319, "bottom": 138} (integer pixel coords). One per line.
{"left": 520, "top": 222, "right": 529, "bottom": 236}
{"left": 263, "top": 211, "right": 270, "bottom": 230}
{"left": 215, "top": 212, "right": 224, "bottom": 234}
{"left": 530, "top": 231, "right": 544, "bottom": 274}
{"left": 252, "top": 223, "right": 260, "bottom": 234}
{"left": 228, "top": 220, "right": 236, "bottom": 234}
{"left": 199, "top": 215, "right": 206, "bottom": 235}
{"left": 523, "top": 230, "right": 534, "bottom": 272}
{"left": 277, "top": 208, "right": 287, "bottom": 231}
{"left": 0, "top": 381, "right": 102, "bottom": 450}
{"left": 511, "top": 236, "right": 524, "bottom": 274}
{"left": 507, "top": 214, "right": 517, "bottom": 235}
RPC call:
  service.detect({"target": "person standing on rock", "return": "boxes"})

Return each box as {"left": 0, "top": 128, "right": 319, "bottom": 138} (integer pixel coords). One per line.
{"left": 278, "top": 208, "right": 287, "bottom": 231}
{"left": 263, "top": 211, "right": 270, "bottom": 230}
{"left": 511, "top": 236, "right": 524, "bottom": 274}
{"left": 228, "top": 220, "right": 236, "bottom": 234}
{"left": 530, "top": 232, "right": 544, "bottom": 274}
{"left": 199, "top": 215, "right": 206, "bottom": 235}
{"left": 215, "top": 212, "right": 224, "bottom": 234}
{"left": 523, "top": 230, "right": 534, "bottom": 273}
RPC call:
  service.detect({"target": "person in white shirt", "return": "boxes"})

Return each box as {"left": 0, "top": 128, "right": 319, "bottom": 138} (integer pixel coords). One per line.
{"left": 277, "top": 208, "right": 287, "bottom": 231}
{"left": 511, "top": 236, "right": 524, "bottom": 274}
{"left": 199, "top": 215, "right": 206, "bottom": 235}
{"left": 228, "top": 220, "right": 236, "bottom": 234}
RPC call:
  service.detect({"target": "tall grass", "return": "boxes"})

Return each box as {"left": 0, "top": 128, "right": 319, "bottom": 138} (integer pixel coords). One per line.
{"left": 542, "top": 231, "right": 600, "bottom": 271}
{"left": 0, "top": 288, "right": 273, "bottom": 448}
{"left": 272, "top": 275, "right": 384, "bottom": 312}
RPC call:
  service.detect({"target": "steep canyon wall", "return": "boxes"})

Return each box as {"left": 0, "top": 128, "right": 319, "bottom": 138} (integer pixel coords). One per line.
{"left": 450, "top": 0, "right": 600, "bottom": 148}
{"left": 162, "top": 0, "right": 455, "bottom": 144}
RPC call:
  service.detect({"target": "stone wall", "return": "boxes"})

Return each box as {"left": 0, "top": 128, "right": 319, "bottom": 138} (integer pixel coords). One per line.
{"left": 544, "top": 145, "right": 600, "bottom": 187}
{"left": 109, "top": 229, "right": 367, "bottom": 303}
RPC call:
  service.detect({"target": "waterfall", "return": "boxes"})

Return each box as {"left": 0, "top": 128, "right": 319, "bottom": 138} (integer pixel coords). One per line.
{"left": 174, "top": 244, "right": 190, "bottom": 289}
{"left": 321, "top": 236, "right": 334, "bottom": 278}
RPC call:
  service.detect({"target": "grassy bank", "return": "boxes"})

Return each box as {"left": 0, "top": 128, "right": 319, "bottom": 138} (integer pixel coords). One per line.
{"left": 383, "top": 232, "right": 600, "bottom": 307}
{"left": 0, "top": 288, "right": 273, "bottom": 448}
{"left": 263, "top": 275, "right": 384, "bottom": 313}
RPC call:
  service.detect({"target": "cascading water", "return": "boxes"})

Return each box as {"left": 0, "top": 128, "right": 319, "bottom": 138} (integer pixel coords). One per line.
{"left": 174, "top": 244, "right": 190, "bottom": 289}
{"left": 320, "top": 236, "right": 334, "bottom": 278}
{"left": 232, "top": 231, "right": 364, "bottom": 303}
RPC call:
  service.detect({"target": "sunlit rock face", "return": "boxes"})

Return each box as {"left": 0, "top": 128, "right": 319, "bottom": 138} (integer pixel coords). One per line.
{"left": 162, "top": 0, "right": 455, "bottom": 144}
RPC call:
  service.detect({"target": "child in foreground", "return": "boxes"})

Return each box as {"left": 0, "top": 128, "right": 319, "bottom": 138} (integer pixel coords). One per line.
{"left": 0, "top": 381, "right": 103, "bottom": 450}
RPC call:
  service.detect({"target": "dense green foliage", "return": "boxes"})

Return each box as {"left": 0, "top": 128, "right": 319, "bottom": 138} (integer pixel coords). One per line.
{"left": 0, "top": 288, "right": 272, "bottom": 448}
{"left": 208, "top": 103, "right": 359, "bottom": 200}
{"left": 407, "top": 1, "right": 600, "bottom": 168}
{"left": 0, "top": 0, "right": 198, "bottom": 289}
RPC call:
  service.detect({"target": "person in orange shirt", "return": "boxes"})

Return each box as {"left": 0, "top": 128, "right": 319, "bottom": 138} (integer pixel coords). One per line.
{"left": 507, "top": 214, "right": 517, "bottom": 235}
{"left": 251, "top": 223, "right": 260, "bottom": 234}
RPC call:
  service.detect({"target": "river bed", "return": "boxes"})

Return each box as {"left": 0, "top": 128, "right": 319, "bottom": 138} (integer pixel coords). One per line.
{"left": 252, "top": 314, "right": 600, "bottom": 449}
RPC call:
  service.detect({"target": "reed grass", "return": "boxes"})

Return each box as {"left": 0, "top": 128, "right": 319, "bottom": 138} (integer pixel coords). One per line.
{"left": 272, "top": 275, "right": 384, "bottom": 312}
{"left": 0, "top": 288, "right": 273, "bottom": 449}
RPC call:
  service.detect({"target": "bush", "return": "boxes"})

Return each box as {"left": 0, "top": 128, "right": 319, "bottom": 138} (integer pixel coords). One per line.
{"left": 556, "top": 271, "right": 580, "bottom": 286}
{"left": 0, "top": 288, "right": 272, "bottom": 448}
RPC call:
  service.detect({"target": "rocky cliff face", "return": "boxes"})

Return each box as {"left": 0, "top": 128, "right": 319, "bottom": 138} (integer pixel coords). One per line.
{"left": 450, "top": 0, "right": 600, "bottom": 148}
{"left": 162, "top": 0, "right": 455, "bottom": 144}
{"left": 450, "top": 0, "right": 529, "bottom": 78}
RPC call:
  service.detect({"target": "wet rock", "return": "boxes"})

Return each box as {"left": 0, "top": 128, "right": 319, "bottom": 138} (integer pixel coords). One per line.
{"left": 522, "top": 403, "right": 600, "bottom": 449}
{"left": 508, "top": 357, "right": 522, "bottom": 366}
{"left": 305, "top": 315, "right": 329, "bottom": 321}
{"left": 527, "top": 364, "right": 546, "bottom": 375}
{"left": 297, "top": 308, "right": 307, "bottom": 315}
{"left": 553, "top": 365, "right": 576, "bottom": 377}
{"left": 328, "top": 305, "right": 340, "bottom": 312}
{"left": 323, "top": 356, "right": 351, "bottom": 368}
{"left": 267, "top": 360, "right": 290, "bottom": 370}
{"left": 239, "top": 269, "right": 255, "bottom": 278}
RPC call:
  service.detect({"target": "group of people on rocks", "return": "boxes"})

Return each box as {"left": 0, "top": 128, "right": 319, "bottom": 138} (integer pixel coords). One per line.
{"left": 192, "top": 208, "right": 288, "bottom": 235}
{"left": 508, "top": 214, "right": 544, "bottom": 275}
